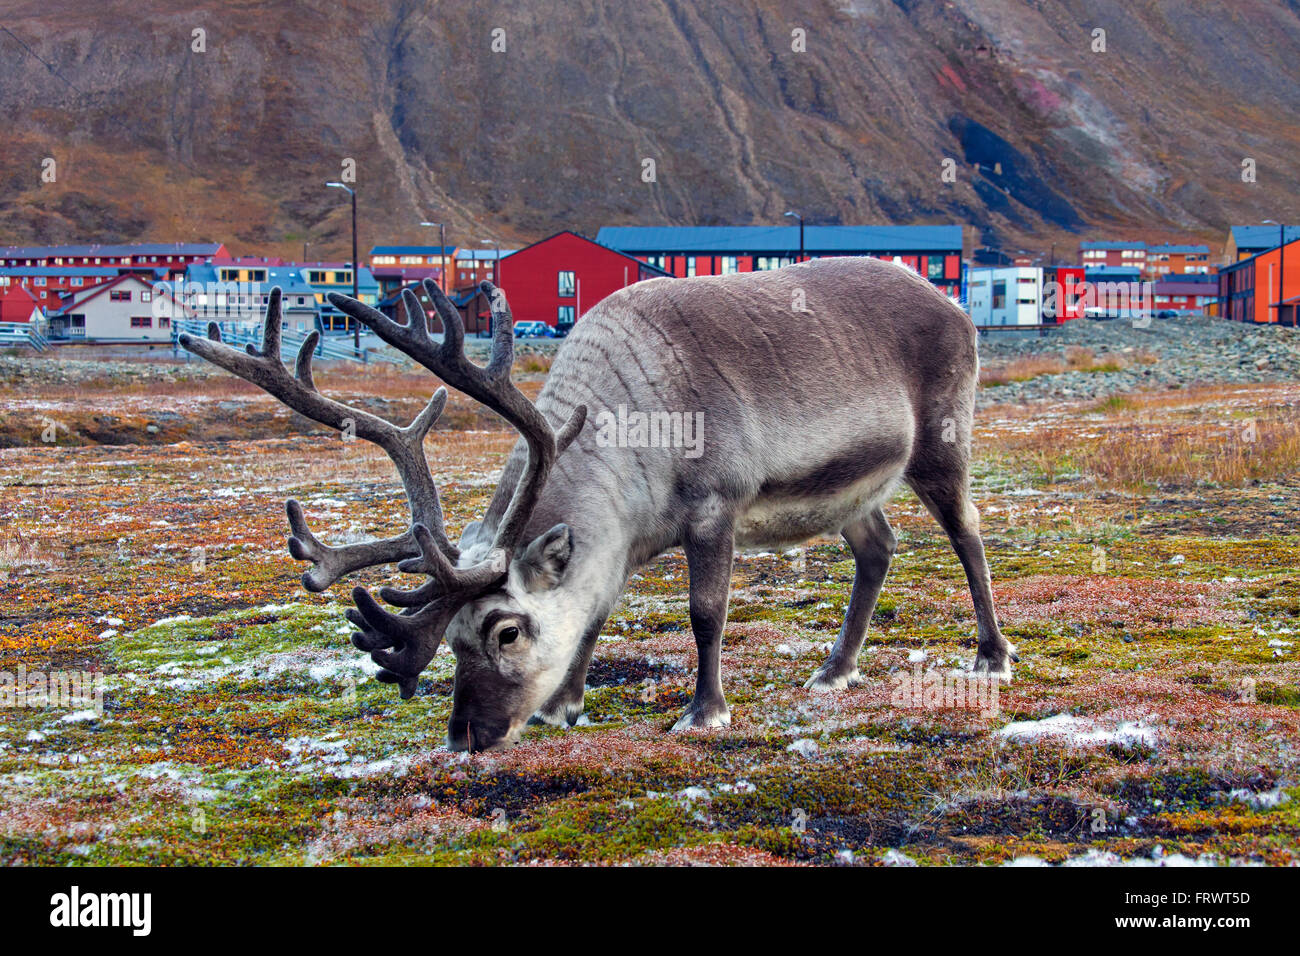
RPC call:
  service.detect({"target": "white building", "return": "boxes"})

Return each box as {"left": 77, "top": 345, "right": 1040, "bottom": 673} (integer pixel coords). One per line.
{"left": 966, "top": 266, "right": 1043, "bottom": 326}
{"left": 48, "top": 274, "right": 191, "bottom": 342}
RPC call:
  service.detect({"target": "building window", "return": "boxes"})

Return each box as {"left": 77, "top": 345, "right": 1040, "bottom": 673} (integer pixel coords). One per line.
{"left": 72, "top": 316, "right": 85, "bottom": 328}
{"left": 110, "top": 290, "right": 131, "bottom": 301}
{"left": 686, "top": 257, "right": 697, "bottom": 277}
{"left": 34, "top": 277, "right": 46, "bottom": 286}
{"left": 557, "top": 305, "right": 575, "bottom": 325}
{"left": 557, "top": 270, "right": 576, "bottom": 297}
{"left": 992, "top": 280, "right": 1006, "bottom": 310}
{"left": 140, "top": 291, "right": 152, "bottom": 302}
{"left": 130, "top": 316, "right": 152, "bottom": 328}
{"left": 158, "top": 316, "right": 170, "bottom": 328}
{"left": 927, "top": 257, "right": 944, "bottom": 280}
{"left": 71, "top": 277, "right": 83, "bottom": 286}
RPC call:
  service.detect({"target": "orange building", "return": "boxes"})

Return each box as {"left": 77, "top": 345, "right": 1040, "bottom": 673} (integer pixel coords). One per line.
{"left": 1218, "top": 236, "right": 1299, "bottom": 325}
{"left": 1145, "top": 244, "right": 1211, "bottom": 278}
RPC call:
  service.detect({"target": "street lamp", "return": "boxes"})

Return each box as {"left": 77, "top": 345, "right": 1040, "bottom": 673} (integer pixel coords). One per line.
{"left": 420, "top": 220, "right": 447, "bottom": 292}
{"left": 784, "top": 210, "right": 804, "bottom": 262}
{"left": 481, "top": 238, "right": 500, "bottom": 285}
{"left": 1263, "top": 220, "right": 1289, "bottom": 326}
{"left": 326, "top": 181, "right": 360, "bottom": 352}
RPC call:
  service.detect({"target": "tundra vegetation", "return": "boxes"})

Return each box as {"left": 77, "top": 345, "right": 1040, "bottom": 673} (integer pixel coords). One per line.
{"left": 0, "top": 337, "right": 1297, "bottom": 865}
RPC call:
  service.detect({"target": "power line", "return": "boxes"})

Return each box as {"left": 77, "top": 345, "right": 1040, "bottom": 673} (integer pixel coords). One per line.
{"left": 0, "top": 25, "right": 84, "bottom": 96}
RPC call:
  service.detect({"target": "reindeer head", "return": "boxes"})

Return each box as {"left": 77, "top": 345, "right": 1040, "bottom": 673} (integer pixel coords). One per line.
{"left": 179, "top": 279, "right": 587, "bottom": 752}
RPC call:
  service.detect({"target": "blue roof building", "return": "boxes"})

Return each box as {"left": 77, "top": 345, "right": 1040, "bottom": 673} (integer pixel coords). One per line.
{"left": 594, "top": 224, "right": 964, "bottom": 296}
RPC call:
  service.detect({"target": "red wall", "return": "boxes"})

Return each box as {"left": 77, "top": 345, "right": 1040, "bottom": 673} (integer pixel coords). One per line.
{"left": 497, "top": 232, "right": 653, "bottom": 327}
{"left": 1046, "top": 266, "right": 1086, "bottom": 321}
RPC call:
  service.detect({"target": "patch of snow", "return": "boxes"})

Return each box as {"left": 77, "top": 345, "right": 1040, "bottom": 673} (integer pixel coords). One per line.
{"left": 788, "top": 738, "right": 819, "bottom": 759}
{"left": 1227, "top": 787, "right": 1290, "bottom": 810}
{"left": 880, "top": 848, "right": 917, "bottom": 866}
{"left": 997, "top": 713, "right": 1157, "bottom": 750}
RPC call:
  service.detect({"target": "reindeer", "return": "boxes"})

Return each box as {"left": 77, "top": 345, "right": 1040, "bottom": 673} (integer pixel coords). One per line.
{"left": 179, "top": 256, "right": 1013, "bottom": 752}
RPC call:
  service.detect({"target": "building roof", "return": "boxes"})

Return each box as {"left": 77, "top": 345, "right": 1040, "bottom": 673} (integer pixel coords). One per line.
{"left": 1231, "top": 225, "right": 1300, "bottom": 250}
{"left": 0, "top": 284, "right": 42, "bottom": 322}
{"left": 1148, "top": 244, "right": 1210, "bottom": 255}
{"left": 211, "top": 255, "right": 287, "bottom": 267}
{"left": 1154, "top": 277, "right": 1217, "bottom": 293}
{"left": 505, "top": 231, "right": 672, "bottom": 276}
{"left": 1219, "top": 234, "right": 1300, "bottom": 273}
{"left": 0, "top": 242, "right": 224, "bottom": 259}
{"left": 370, "top": 266, "right": 444, "bottom": 279}
{"left": 369, "top": 245, "right": 457, "bottom": 257}
{"left": 182, "top": 263, "right": 324, "bottom": 299}
{"left": 0, "top": 266, "right": 163, "bottom": 278}
{"left": 595, "top": 224, "right": 963, "bottom": 254}
{"left": 455, "top": 249, "right": 517, "bottom": 261}
{"left": 50, "top": 273, "right": 189, "bottom": 315}
{"left": 1080, "top": 240, "right": 1147, "bottom": 251}
{"left": 1084, "top": 265, "right": 1143, "bottom": 277}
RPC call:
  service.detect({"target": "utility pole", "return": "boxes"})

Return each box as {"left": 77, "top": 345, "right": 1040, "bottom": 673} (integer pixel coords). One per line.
{"left": 421, "top": 220, "right": 448, "bottom": 292}
{"left": 326, "top": 181, "right": 360, "bottom": 353}
{"left": 785, "top": 210, "right": 804, "bottom": 262}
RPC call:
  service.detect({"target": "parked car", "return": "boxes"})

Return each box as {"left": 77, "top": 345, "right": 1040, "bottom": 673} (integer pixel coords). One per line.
{"left": 512, "top": 321, "right": 556, "bottom": 338}
{"left": 554, "top": 321, "right": 574, "bottom": 339}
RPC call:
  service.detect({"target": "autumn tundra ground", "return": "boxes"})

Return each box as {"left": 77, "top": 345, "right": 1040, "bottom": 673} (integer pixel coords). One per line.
{"left": 0, "top": 337, "right": 1298, "bottom": 866}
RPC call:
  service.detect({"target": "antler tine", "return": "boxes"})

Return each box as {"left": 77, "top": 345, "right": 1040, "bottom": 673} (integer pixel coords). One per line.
{"left": 286, "top": 499, "right": 413, "bottom": 592}
{"left": 246, "top": 285, "right": 282, "bottom": 360}
{"left": 178, "top": 287, "right": 460, "bottom": 591}
{"left": 377, "top": 523, "right": 506, "bottom": 607}
{"left": 347, "top": 591, "right": 460, "bottom": 700}
{"left": 328, "top": 284, "right": 587, "bottom": 554}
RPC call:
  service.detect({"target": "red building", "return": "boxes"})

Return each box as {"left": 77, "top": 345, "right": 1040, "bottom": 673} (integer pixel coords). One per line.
{"left": 1043, "top": 266, "right": 1086, "bottom": 321}
{"left": 1152, "top": 274, "right": 1217, "bottom": 314}
{"left": 496, "top": 231, "right": 669, "bottom": 329}
{"left": 1079, "top": 240, "right": 1146, "bottom": 271}
{"left": 0, "top": 268, "right": 159, "bottom": 314}
{"left": 0, "top": 243, "right": 227, "bottom": 279}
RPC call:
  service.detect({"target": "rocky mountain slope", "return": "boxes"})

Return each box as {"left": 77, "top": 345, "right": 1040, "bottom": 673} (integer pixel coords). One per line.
{"left": 1, "top": 0, "right": 1298, "bottom": 257}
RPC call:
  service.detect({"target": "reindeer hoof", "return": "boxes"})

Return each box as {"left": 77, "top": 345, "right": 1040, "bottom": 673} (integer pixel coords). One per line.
{"left": 972, "top": 642, "right": 1016, "bottom": 683}
{"left": 804, "top": 665, "right": 862, "bottom": 692}
{"left": 671, "top": 701, "right": 731, "bottom": 732}
{"left": 528, "top": 700, "right": 583, "bottom": 728}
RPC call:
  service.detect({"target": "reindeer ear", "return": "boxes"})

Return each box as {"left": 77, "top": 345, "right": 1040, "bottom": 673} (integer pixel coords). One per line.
{"left": 516, "top": 524, "right": 574, "bottom": 592}
{"left": 458, "top": 520, "right": 484, "bottom": 552}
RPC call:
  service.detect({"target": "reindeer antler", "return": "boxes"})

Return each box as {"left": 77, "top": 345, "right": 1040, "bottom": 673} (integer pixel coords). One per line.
{"left": 328, "top": 280, "right": 587, "bottom": 552}
{"left": 179, "top": 283, "right": 585, "bottom": 698}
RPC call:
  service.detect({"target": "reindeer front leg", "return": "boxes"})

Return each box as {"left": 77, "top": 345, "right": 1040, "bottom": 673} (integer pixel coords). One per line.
{"left": 530, "top": 616, "right": 607, "bottom": 727}
{"left": 673, "top": 513, "right": 735, "bottom": 731}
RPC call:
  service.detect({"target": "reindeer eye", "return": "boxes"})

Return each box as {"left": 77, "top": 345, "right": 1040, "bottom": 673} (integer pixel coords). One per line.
{"left": 498, "top": 626, "right": 520, "bottom": 646}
